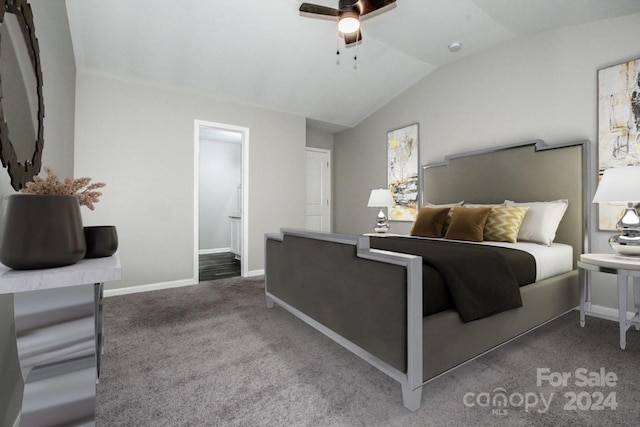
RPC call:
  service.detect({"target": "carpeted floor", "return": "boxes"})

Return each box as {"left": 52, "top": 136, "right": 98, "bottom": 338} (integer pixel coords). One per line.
{"left": 97, "top": 277, "right": 640, "bottom": 426}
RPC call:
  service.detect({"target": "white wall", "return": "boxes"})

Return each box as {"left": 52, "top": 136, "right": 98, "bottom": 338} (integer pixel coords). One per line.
{"left": 334, "top": 13, "right": 640, "bottom": 311}
{"left": 199, "top": 139, "right": 241, "bottom": 251}
{"left": 0, "top": 1, "right": 76, "bottom": 424}
{"left": 74, "top": 72, "right": 306, "bottom": 290}
{"left": 306, "top": 127, "right": 334, "bottom": 152}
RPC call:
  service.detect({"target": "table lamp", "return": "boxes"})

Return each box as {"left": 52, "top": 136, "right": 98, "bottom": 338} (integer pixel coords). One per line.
{"left": 367, "top": 189, "right": 395, "bottom": 233}
{"left": 592, "top": 166, "right": 640, "bottom": 256}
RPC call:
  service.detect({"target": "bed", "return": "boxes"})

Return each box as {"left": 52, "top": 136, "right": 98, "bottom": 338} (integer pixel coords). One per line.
{"left": 264, "top": 139, "right": 589, "bottom": 411}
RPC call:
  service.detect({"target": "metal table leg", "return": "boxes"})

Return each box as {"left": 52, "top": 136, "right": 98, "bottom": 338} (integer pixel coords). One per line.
{"left": 634, "top": 277, "right": 640, "bottom": 331}
{"left": 618, "top": 274, "right": 628, "bottom": 350}
{"left": 579, "top": 268, "right": 586, "bottom": 327}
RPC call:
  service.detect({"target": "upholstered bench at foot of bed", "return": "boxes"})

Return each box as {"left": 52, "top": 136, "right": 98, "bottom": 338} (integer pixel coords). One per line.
{"left": 265, "top": 229, "right": 424, "bottom": 411}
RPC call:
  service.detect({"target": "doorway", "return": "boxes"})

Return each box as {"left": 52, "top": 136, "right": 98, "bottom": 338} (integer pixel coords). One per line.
{"left": 305, "top": 147, "right": 332, "bottom": 231}
{"left": 194, "top": 120, "right": 249, "bottom": 281}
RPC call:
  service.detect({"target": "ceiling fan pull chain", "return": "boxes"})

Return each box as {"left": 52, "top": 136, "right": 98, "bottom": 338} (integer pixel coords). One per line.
{"left": 336, "top": 29, "right": 341, "bottom": 65}
{"left": 353, "top": 28, "right": 360, "bottom": 69}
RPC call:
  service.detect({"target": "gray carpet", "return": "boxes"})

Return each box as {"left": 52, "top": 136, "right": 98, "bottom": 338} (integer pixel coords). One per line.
{"left": 97, "top": 277, "right": 640, "bottom": 426}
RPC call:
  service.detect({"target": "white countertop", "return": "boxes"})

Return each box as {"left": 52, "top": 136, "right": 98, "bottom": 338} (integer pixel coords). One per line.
{"left": 0, "top": 253, "right": 121, "bottom": 294}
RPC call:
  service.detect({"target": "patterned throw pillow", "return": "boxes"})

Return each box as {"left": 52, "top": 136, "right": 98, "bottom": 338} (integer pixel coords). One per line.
{"left": 483, "top": 206, "right": 530, "bottom": 243}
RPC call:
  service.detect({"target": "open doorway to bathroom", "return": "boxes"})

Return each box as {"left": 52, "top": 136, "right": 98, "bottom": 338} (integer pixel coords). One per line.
{"left": 194, "top": 120, "right": 249, "bottom": 281}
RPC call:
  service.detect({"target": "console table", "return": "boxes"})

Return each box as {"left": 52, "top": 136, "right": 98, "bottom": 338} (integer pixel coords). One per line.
{"left": 0, "top": 254, "right": 121, "bottom": 427}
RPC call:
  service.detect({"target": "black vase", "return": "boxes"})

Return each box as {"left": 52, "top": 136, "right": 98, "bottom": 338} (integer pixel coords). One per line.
{"left": 84, "top": 226, "right": 118, "bottom": 258}
{"left": 0, "top": 194, "right": 87, "bottom": 269}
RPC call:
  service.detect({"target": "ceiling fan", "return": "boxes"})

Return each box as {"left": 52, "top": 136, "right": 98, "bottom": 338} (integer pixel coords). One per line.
{"left": 299, "top": 0, "right": 396, "bottom": 45}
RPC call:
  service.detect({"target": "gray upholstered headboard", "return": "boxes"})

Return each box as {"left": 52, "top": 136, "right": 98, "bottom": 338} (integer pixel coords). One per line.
{"left": 420, "top": 140, "right": 590, "bottom": 267}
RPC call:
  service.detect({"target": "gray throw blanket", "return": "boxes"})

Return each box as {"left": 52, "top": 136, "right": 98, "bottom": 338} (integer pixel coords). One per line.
{"left": 369, "top": 237, "right": 527, "bottom": 322}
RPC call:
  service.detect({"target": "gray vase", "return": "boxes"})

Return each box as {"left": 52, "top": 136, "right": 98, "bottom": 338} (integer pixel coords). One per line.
{"left": 84, "top": 225, "right": 118, "bottom": 258}
{"left": 0, "top": 194, "right": 87, "bottom": 269}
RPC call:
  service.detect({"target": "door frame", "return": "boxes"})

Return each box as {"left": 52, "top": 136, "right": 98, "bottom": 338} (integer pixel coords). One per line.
{"left": 194, "top": 119, "right": 250, "bottom": 279}
{"left": 305, "top": 147, "right": 332, "bottom": 232}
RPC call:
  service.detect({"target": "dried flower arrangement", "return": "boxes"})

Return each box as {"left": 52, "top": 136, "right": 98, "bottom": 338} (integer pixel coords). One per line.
{"left": 20, "top": 167, "right": 106, "bottom": 210}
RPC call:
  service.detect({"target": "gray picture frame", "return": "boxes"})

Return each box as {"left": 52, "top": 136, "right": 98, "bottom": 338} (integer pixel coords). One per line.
{"left": 387, "top": 123, "right": 419, "bottom": 221}
{"left": 597, "top": 57, "right": 640, "bottom": 230}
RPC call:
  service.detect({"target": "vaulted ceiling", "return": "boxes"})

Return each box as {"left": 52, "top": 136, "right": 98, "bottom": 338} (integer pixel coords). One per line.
{"left": 65, "top": 0, "right": 640, "bottom": 131}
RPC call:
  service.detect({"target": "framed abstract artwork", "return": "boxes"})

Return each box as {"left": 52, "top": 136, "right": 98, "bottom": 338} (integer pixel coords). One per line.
{"left": 387, "top": 123, "right": 419, "bottom": 221}
{"left": 597, "top": 58, "right": 640, "bottom": 230}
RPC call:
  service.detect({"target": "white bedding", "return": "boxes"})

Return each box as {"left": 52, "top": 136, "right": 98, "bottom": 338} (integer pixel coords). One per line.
{"left": 472, "top": 240, "right": 573, "bottom": 282}
{"left": 378, "top": 235, "right": 573, "bottom": 282}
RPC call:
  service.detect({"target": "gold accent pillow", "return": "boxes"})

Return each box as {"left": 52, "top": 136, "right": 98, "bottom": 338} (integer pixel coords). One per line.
{"left": 444, "top": 208, "right": 454, "bottom": 234}
{"left": 423, "top": 202, "right": 463, "bottom": 235}
{"left": 444, "top": 207, "right": 492, "bottom": 242}
{"left": 410, "top": 207, "right": 451, "bottom": 238}
{"left": 483, "top": 206, "right": 529, "bottom": 243}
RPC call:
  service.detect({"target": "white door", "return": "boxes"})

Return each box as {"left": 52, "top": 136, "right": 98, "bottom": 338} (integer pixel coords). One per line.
{"left": 305, "top": 148, "right": 331, "bottom": 231}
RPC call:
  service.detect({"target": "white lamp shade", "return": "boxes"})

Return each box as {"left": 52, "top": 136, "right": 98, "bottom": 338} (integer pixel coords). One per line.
{"left": 593, "top": 167, "right": 640, "bottom": 203}
{"left": 367, "top": 189, "right": 395, "bottom": 208}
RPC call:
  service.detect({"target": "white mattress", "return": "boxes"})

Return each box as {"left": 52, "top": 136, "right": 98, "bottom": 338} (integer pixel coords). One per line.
{"left": 379, "top": 235, "right": 574, "bottom": 282}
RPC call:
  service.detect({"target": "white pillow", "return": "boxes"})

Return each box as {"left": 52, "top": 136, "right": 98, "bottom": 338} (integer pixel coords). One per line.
{"left": 463, "top": 202, "right": 505, "bottom": 207}
{"left": 424, "top": 201, "right": 464, "bottom": 207}
{"left": 504, "top": 199, "right": 569, "bottom": 246}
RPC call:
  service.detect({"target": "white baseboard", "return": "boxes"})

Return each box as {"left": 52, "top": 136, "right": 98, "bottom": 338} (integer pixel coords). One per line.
{"left": 245, "top": 269, "right": 265, "bottom": 278}
{"left": 104, "top": 278, "right": 197, "bottom": 297}
{"left": 199, "top": 247, "right": 231, "bottom": 255}
{"left": 580, "top": 303, "right": 638, "bottom": 323}
{"left": 104, "top": 272, "right": 264, "bottom": 297}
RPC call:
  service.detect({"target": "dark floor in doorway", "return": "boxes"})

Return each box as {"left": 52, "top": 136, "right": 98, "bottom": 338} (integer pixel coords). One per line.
{"left": 199, "top": 252, "right": 240, "bottom": 281}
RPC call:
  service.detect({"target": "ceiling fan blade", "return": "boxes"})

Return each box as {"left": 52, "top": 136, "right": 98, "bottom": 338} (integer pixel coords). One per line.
{"left": 299, "top": 3, "right": 339, "bottom": 16}
{"left": 358, "top": 0, "right": 396, "bottom": 16}
{"left": 339, "top": 0, "right": 358, "bottom": 9}
{"left": 344, "top": 30, "right": 363, "bottom": 45}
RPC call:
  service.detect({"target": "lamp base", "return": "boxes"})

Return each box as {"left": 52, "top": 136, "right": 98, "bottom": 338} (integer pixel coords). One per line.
{"left": 374, "top": 208, "right": 389, "bottom": 233}
{"left": 609, "top": 234, "right": 640, "bottom": 256}
{"left": 610, "top": 204, "right": 640, "bottom": 256}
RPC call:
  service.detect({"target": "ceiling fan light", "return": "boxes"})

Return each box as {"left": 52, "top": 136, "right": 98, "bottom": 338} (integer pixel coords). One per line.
{"left": 338, "top": 16, "right": 360, "bottom": 33}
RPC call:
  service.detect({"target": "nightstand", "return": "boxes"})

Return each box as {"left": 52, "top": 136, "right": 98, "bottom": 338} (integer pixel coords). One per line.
{"left": 578, "top": 253, "right": 640, "bottom": 349}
